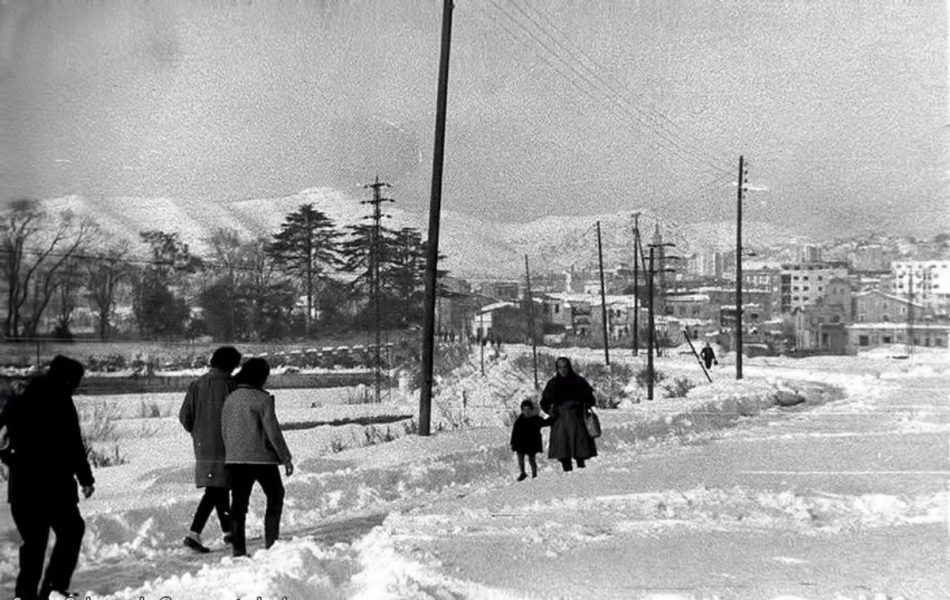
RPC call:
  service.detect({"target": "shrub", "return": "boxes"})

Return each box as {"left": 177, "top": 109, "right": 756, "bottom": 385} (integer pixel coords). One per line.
{"left": 79, "top": 400, "right": 127, "bottom": 468}
{"left": 663, "top": 377, "right": 696, "bottom": 398}
{"left": 138, "top": 399, "right": 163, "bottom": 419}
{"left": 635, "top": 365, "right": 666, "bottom": 389}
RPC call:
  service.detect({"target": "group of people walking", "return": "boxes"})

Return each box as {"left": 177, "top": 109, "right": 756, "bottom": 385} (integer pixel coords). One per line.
{"left": 0, "top": 348, "right": 613, "bottom": 599}
{"left": 510, "top": 356, "right": 599, "bottom": 480}
{"left": 179, "top": 347, "right": 293, "bottom": 557}
{"left": 0, "top": 348, "right": 293, "bottom": 599}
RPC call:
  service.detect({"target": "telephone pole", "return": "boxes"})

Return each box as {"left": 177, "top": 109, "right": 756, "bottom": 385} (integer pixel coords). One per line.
{"left": 632, "top": 212, "right": 641, "bottom": 356}
{"left": 735, "top": 155, "right": 747, "bottom": 380}
{"left": 596, "top": 221, "right": 610, "bottom": 366}
{"left": 647, "top": 241, "right": 677, "bottom": 400}
{"left": 419, "top": 0, "right": 454, "bottom": 436}
{"left": 363, "top": 176, "right": 393, "bottom": 403}
{"left": 525, "top": 255, "right": 539, "bottom": 389}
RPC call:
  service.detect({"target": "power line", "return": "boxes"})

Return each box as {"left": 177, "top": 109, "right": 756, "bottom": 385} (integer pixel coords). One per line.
{"left": 475, "top": 0, "right": 734, "bottom": 177}
{"left": 510, "top": 0, "right": 732, "bottom": 171}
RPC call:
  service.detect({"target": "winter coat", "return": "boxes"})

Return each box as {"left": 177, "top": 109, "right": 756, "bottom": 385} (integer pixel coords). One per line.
{"left": 510, "top": 414, "right": 550, "bottom": 454}
{"left": 540, "top": 372, "right": 598, "bottom": 461}
{"left": 179, "top": 368, "right": 236, "bottom": 488}
{"left": 221, "top": 385, "right": 292, "bottom": 466}
{"left": 0, "top": 374, "right": 94, "bottom": 505}
{"left": 700, "top": 346, "right": 717, "bottom": 368}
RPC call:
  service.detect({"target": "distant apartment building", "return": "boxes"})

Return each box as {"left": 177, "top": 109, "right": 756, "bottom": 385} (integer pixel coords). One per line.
{"left": 846, "top": 323, "right": 949, "bottom": 351}
{"left": 891, "top": 260, "right": 950, "bottom": 317}
{"left": 799, "top": 244, "right": 823, "bottom": 263}
{"left": 539, "top": 293, "right": 592, "bottom": 336}
{"left": 664, "top": 293, "right": 718, "bottom": 321}
{"left": 780, "top": 262, "right": 849, "bottom": 313}
{"left": 473, "top": 280, "right": 520, "bottom": 302}
{"left": 848, "top": 244, "right": 893, "bottom": 272}
{"left": 851, "top": 290, "right": 931, "bottom": 324}
{"left": 791, "top": 277, "right": 852, "bottom": 353}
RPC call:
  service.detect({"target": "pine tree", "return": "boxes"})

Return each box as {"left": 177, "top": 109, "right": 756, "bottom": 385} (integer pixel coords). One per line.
{"left": 264, "top": 204, "right": 341, "bottom": 337}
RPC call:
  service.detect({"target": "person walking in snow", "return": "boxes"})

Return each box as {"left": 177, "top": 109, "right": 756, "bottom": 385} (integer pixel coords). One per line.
{"left": 0, "top": 355, "right": 94, "bottom": 600}
{"left": 700, "top": 342, "right": 718, "bottom": 370}
{"left": 540, "top": 356, "right": 598, "bottom": 472}
{"left": 221, "top": 358, "right": 293, "bottom": 557}
{"left": 509, "top": 399, "right": 551, "bottom": 480}
{"left": 179, "top": 345, "right": 242, "bottom": 553}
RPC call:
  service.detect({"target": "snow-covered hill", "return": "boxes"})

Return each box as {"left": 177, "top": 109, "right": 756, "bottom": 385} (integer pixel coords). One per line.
{"left": 40, "top": 189, "right": 806, "bottom": 277}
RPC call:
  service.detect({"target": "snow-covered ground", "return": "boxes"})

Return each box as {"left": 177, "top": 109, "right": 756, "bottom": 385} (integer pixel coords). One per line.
{"left": 1, "top": 344, "right": 948, "bottom": 599}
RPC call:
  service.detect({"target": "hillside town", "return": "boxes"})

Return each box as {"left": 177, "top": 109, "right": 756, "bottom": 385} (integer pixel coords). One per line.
{"left": 435, "top": 227, "right": 950, "bottom": 357}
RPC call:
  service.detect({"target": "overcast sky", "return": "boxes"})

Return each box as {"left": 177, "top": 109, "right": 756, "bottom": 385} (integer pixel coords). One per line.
{"left": 1, "top": 0, "right": 946, "bottom": 238}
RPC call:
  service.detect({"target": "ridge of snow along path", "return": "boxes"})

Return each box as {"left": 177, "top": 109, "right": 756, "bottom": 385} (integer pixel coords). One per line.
{"left": 1, "top": 345, "right": 947, "bottom": 599}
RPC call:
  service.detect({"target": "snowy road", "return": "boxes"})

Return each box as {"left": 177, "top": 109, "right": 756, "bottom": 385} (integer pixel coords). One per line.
{"left": 376, "top": 370, "right": 950, "bottom": 599}
{"left": 1, "top": 351, "right": 948, "bottom": 599}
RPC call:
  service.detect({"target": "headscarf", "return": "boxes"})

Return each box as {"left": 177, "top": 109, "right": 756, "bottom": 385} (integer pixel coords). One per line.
{"left": 541, "top": 357, "right": 594, "bottom": 412}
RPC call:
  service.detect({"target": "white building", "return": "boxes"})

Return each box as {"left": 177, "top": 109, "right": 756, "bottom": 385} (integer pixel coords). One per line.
{"left": 891, "top": 260, "right": 950, "bottom": 316}
{"left": 780, "top": 262, "right": 849, "bottom": 313}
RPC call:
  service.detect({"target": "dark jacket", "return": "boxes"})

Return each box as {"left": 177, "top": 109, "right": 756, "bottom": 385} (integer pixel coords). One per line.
{"left": 700, "top": 346, "right": 717, "bottom": 367}
{"left": 510, "top": 414, "right": 550, "bottom": 454}
{"left": 221, "top": 385, "right": 292, "bottom": 466}
{"left": 540, "top": 372, "right": 598, "bottom": 461}
{"left": 179, "top": 368, "right": 236, "bottom": 487}
{"left": 0, "top": 374, "right": 94, "bottom": 504}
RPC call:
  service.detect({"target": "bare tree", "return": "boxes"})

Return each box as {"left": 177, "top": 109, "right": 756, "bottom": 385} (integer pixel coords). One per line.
{"left": 0, "top": 200, "right": 96, "bottom": 338}
{"left": 85, "top": 241, "right": 132, "bottom": 340}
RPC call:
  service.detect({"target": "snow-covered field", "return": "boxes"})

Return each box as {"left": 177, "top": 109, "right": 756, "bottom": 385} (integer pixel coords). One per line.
{"left": 1, "top": 344, "right": 948, "bottom": 599}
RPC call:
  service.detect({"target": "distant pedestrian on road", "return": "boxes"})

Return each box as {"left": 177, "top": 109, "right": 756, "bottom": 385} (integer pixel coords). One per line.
{"left": 0, "top": 355, "right": 94, "bottom": 600}
{"left": 700, "top": 342, "right": 718, "bottom": 369}
{"left": 540, "top": 357, "right": 597, "bottom": 472}
{"left": 179, "top": 346, "right": 242, "bottom": 553}
{"left": 509, "top": 399, "right": 551, "bottom": 480}
{"left": 221, "top": 358, "right": 293, "bottom": 557}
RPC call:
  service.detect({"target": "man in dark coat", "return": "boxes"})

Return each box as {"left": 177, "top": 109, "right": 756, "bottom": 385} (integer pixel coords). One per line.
{"left": 179, "top": 346, "right": 241, "bottom": 553}
{"left": 700, "top": 342, "right": 717, "bottom": 369}
{"left": 509, "top": 399, "right": 551, "bottom": 480}
{"left": 0, "top": 355, "right": 94, "bottom": 600}
{"left": 540, "top": 356, "right": 598, "bottom": 472}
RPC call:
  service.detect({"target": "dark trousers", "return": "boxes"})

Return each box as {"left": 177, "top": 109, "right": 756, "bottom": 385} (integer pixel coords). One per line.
{"left": 189, "top": 486, "right": 231, "bottom": 536}
{"left": 11, "top": 500, "right": 85, "bottom": 600}
{"left": 560, "top": 458, "right": 586, "bottom": 471}
{"left": 227, "top": 464, "right": 284, "bottom": 556}
{"left": 517, "top": 452, "right": 538, "bottom": 476}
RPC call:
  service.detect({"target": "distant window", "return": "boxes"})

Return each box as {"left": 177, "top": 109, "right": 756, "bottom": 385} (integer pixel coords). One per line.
{"left": 882, "top": 315, "right": 890, "bottom": 322}
{"left": 936, "top": 338, "right": 945, "bottom": 347}
{"left": 882, "top": 336, "right": 892, "bottom": 343}
{"left": 555, "top": 305, "right": 560, "bottom": 314}
{"left": 859, "top": 335, "right": 870, "bottom": 346}
{"left": 900, "top": 307, "right": 907, "bottom": 314}
{"left": 859, "top": 314, "right": 865, "bottom": 322}
{"left": 818, "top": 276, "right": 823, "bottom": 281}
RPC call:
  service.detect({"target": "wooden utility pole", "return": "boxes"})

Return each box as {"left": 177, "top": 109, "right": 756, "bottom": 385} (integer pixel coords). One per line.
{"left": 479, "top": 310, "right": 485, "bottom": 375}
{"left": 647, "top": 246, "right": 655, "bottom": 400}
{"left": 596, "top": 221, "right": 610, "bottom": 365}
{"left": 419, "top": 0, "right": 454, "bottom": 437}
{"left": 363, "top": 175, "right": 393, "bottom": 403}
{"left": 525, "top": 255, "right": 539, "bottom": 389}
{"left": 735, "top": 155, "right": 745, "bottom": 380}
{"left": 632, "top": 212, "right": 641, "bottom": 356}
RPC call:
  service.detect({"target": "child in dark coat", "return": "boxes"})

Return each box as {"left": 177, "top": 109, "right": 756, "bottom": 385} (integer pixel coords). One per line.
{"left": 510, "top": 399, "right": 551, "bottom": 481}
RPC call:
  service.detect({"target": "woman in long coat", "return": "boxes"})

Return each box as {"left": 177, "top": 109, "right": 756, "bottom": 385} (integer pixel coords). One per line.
{"left": 540, "top": 356, "right": 597, "bottom": 471}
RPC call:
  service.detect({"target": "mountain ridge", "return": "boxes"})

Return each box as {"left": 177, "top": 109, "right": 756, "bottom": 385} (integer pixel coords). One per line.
{"left": 38, "top": 189, "right": 807, "bottom": 277}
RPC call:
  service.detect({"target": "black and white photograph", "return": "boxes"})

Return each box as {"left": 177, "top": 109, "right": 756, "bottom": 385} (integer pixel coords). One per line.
{"left": 0, "top": 0, "right": 947, "bottom": 597}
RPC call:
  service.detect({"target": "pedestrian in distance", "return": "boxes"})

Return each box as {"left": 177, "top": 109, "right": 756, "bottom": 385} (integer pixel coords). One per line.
{"left": 700, "top": 342, "right": 718, "bottom": 370}
{"left": 221, "top": 358, "right": 293, "bottom": 557}
{"left": 540, "top": 356, "right": 598, "bottom": 472}
{"left": 509, "top": 399, "right": 551, "bottom": 481}
{"left": 179, "top": 345, "right": 242, "bottom": 553}
{"left": 0, "top": 355, "right": 94, "bottom": 600}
